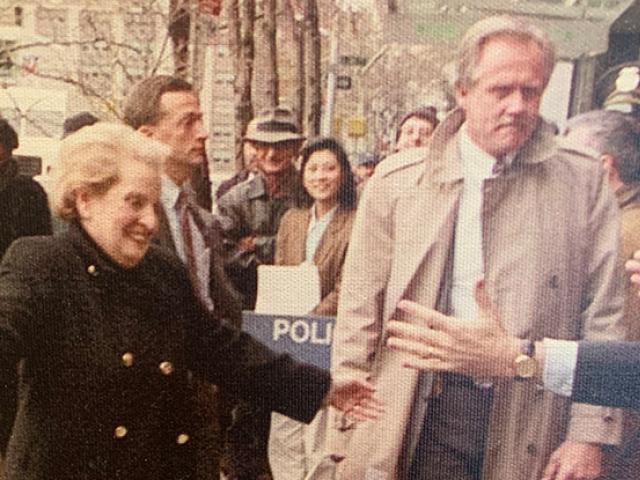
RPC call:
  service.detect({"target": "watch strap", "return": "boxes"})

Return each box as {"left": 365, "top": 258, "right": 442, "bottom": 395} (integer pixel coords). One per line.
{"left": 520, "top": 339, "right": 535, "bottom": 357}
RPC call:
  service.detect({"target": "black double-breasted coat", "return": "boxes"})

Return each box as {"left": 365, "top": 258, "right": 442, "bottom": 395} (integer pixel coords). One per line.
{"left": 0, "top": 224, "right": 329, "bottom": 479}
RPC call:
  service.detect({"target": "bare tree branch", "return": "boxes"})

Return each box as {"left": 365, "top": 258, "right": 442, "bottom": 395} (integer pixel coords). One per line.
{"left": 1, "top": 39, "right": 142, "bottom": 56}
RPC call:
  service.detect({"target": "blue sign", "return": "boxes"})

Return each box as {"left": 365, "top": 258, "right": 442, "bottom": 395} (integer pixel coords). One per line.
{"left": 242, "top": 311, "right": 334, "bottom": 370}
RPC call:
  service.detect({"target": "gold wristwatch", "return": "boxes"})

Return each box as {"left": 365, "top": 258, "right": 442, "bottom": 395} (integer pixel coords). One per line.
{"left": 514, "top": 339, "right": 537, "bottom": 380}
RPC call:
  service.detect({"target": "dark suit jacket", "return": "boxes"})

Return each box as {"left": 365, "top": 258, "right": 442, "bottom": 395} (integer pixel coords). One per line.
{"left": 275, "top": 206, "right": 355, "bottom": 316}
{"left": 154, "top": 205, "right": 242, "bottom": 326}
{"left": 0, "top": 224, "right": 329, "bottom": 480}
{"left": 572, "top": 341, "right": 640, "bottom": 410}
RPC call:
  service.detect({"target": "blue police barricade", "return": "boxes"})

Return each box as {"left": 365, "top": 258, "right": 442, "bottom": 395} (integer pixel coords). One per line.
{"left": 242, "top": 311, "right": 334, "bottom": 370}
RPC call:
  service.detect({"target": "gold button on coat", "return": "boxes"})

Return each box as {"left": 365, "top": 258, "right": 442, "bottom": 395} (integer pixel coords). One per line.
{"left": 114, "top": 425, "right": 128, "bottom": 439}
{"left": 159, "top": 361, "right": 174, "bottom": 375}
{"left": 121, "top": 352, "right": 134, "bottom": 367}
{"left": 87, "top": 265, "right": 98, "bottom": 276}
{"left": 176, "top": 433, "right": 190, "bottom": 445}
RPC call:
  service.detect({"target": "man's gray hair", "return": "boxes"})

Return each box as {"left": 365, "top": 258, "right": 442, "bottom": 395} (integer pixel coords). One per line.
{"left": 455, "top": 15, "right": 556, "bottom": 89}
{"left": 564, "top": 110, "right": 640, "bottom": 185}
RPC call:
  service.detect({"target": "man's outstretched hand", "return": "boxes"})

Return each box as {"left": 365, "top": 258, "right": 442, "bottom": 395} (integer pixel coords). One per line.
{"left": 386, "top": 280, "right": 520, "bottom": 378}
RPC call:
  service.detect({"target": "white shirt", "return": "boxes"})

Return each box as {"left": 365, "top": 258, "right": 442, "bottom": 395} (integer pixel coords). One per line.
{"left": 305, "top": 205, "right": 337, "bottom": 262}
{"left": 160, "top": 176, "right": 213, "bottom": 311}
{"left": 543, "top": 338, "right": 579, "bottom": 397}
{"left": 451, "top": 129, "right": 579, "bottom": 395}
{"left": 450, "top": 125, "right": 512, "bottom": 320}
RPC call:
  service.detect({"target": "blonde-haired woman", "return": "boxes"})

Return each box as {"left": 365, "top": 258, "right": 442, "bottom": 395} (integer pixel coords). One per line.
{"left": 0, "top": 123, "right": 374, "bottom": 480}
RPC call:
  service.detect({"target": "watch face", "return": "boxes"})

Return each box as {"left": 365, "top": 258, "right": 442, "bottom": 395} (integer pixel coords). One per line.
{"left": 515, "top": 355, "right": 537, "bottom": 379}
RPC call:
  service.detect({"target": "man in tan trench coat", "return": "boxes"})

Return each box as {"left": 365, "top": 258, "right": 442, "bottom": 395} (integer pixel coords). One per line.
{"left": 330, "top": 16, "right": 624, "bottom": 480}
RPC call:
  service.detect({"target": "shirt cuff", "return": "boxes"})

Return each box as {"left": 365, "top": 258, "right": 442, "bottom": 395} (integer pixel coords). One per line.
{"left": 543, "top": 338, "right": 579, "bottom": 397}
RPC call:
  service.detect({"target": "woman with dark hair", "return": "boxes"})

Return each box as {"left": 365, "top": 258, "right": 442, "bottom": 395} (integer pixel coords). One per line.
{"left": 269, "top": 137, "right": 357, "bottom": 480}
{"left": 277, "top": 137, "right": 356, "bottom": 315}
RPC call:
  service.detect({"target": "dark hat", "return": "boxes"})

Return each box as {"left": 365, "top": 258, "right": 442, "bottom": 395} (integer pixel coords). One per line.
{"left": 62, "top": 112, "right": 99, "bottom": 139}
{"left": 356, "top": 152, "right": 381, "bottom": 166}
{"left": 0, "top": 118, "right": 18, "bottom": 152}
{"left": 244, "top": 106, "right": 305, "bottom": 144}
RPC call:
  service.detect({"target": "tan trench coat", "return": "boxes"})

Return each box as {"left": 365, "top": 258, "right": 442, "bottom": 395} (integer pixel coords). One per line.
{"left": 329, "top": 109, "right": 625, "bottom": 480}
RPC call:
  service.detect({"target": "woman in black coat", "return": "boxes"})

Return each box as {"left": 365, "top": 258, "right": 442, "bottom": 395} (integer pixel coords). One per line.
{"left": 0, "top": 123, "right": 376, "bottom": 480}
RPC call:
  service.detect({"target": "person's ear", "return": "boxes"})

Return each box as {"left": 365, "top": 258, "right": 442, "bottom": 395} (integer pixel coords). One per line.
{"left": 601, "top": 153, "right": 624, "bottom": 186}
{"left": 600, "top": 153, "right": 616, "bottom": 175}
{"left": 137, "top": 125, "right": 155, "bottom": 138}
{"left": 454, "top": 81, "right": 469, "bottom": 108}
{"left": 75, "top": 188, "right": 93, "bottom": 220}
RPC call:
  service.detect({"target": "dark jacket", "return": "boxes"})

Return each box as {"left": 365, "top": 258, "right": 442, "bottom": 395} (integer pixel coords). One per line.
{"left": 0, "top": 158, "right": 51, "bottom": 259}
{"left": 0, "top": 158, "right": 52, "bottom": 459}
{"left": 217, "top": 172, "right": 303, "bottom": 309}
{"left": 572, "top": 341, "right": 640, "bottom": 411}
{"left": 217, "top": 172, "right": 302, "bottom": 266}
{"left": 215, "top": 170, "right": 251, "bottom": 201}
{"left": 0, "top": 224, "right": 329, "bottom": 480}
{"left": 154, "top": 203, "right": 242, "bottom": 325}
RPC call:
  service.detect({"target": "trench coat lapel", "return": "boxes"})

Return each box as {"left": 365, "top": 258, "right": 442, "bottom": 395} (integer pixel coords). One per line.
{"left": 385, "top": 131, "right": 463, "bottom": 315}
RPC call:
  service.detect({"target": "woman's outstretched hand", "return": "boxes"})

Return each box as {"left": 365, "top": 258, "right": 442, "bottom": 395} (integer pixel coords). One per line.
{"left": 327, "top": 378, "right": 385, "bottom": 421}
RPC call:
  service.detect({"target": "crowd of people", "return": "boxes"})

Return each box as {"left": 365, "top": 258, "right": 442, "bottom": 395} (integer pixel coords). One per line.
{"left": 1, "top": 12, "right": 640, "bottom": 480}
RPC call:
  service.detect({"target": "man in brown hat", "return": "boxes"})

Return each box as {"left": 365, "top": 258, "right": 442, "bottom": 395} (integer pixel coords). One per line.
{"left": 216, "top": 107, "right": 305, "bottom": 480}
{"left": 218, "top": 106, "right": 305, "bottom": 309}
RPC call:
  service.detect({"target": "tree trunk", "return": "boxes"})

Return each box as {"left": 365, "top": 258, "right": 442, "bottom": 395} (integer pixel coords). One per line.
{"left": 261, "top": 0, "right": 279, "bottom": 108}
{"left": 228, "top": 0, "right": 256, "bottom": 171}
{"left": 290, "top": 5, "right": 305, "bottom": 131}
{"left": 304, "top": 0, "right": 321, "bottom": 137}
{"left": 169, "top": 0, "right": 191, "bottom": 79}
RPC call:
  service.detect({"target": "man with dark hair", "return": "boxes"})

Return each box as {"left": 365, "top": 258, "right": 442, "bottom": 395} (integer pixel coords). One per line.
{"left": 216, "top": 107, "right": 304, "bottom": 480}
{"left": 0, "top": 118, "right": 51, "bottom": 470}
{"left": 122, "top": 75, "right": 240, "bottom": 480}
{"left": 123, "top": 76, "right": 193, "bottom": 129}
{"left": 353, "top": 152, "right": 381, "bottom": 185}
{"left": 395, "top": 105, "right": 439, "bottom": 151}
{"left": 124, "top": 76, "right": 213, "bottom": 211}
{"left": 62, "top": 111, "right": 99, "bottom": 138}
{"left": 563, "top": 110, "right": 640, "bottom": 480}
{"left": 0, "top": 119, "right": 52, "bottom": 258}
